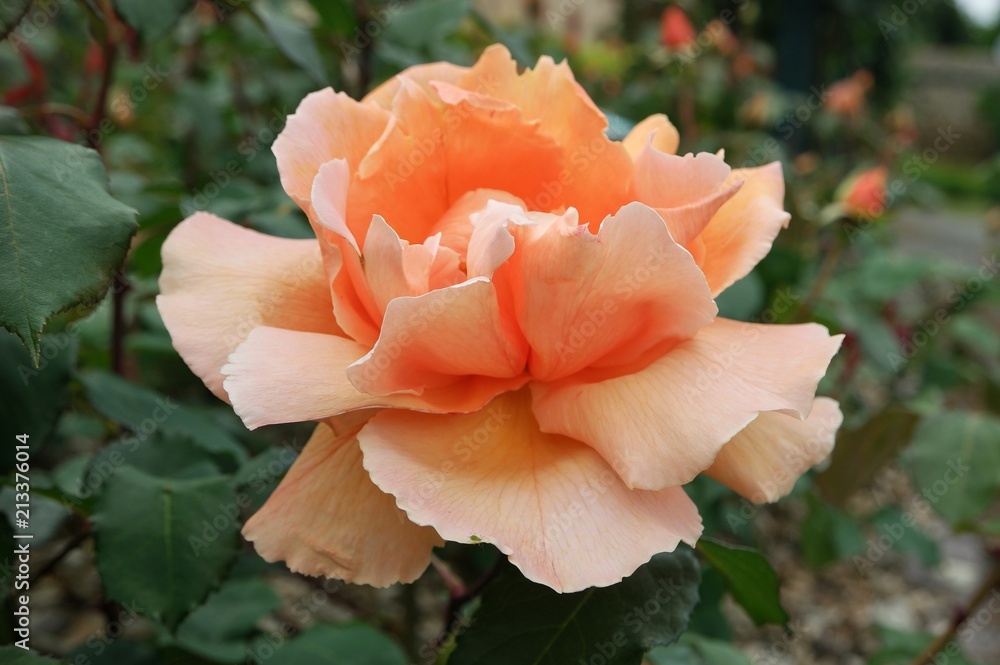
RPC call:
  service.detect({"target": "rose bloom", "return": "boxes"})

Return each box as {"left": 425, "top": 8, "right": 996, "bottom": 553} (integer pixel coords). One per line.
{"left": 158, "top": 45, "right": 843, "bottom": 593}
{"left": 660, "top": 6, "right": 697, "bottom": 51}
{"left": 839, "top": 165, "right": 889, "bottom": 220}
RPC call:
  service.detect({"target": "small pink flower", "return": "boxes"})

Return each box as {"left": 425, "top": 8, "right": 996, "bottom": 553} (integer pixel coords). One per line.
{"left": 158, "top": 46, "right": 842, "bottom": 592}
{"left": 660, "top": 6, "right": 697, "bottom": 50}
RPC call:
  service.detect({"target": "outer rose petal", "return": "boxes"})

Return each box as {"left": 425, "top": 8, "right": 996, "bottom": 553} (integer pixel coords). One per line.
{"left": 157, "top": 213, "right": 340, "bottom": 400}
{"left": 695, "top": 162, "right": 791, "bottom": 296}
{"left": 633, "top": 147, "right": 741, "bottom": 246}
{"left": 706, "top": 397, "right": 843, "bottom": 502}
{"left": 358, "top": 389, "right": 703, "bottom": 593}
{"left": 347, "top": 278, "right": 528, "bottom": 395}
{"left": 499, "top": 202, "right": 717, "bottom": 381}
{"left": 273, "top": 89, "right": 390, "bottom": 211}
{"left": 222, "top": 327, "right": 528, "bottom": 429}
{"left": 531, "top": 319, "right": 844, "bottom": 490}
{"left": 243, "top": 422, "right": 442, "bottom": 587}
{"left": 622, "top": 114, "right": 680, "bottom": 158}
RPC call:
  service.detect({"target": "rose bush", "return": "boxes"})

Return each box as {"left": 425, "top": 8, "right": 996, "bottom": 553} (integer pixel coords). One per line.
{"left": 158, "top": 45, "right": 843, "bottom": 593}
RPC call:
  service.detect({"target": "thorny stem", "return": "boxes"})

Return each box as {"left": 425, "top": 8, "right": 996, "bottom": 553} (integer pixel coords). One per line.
{"left": 909, "top": 556, "right": 1000, "bottom": 665}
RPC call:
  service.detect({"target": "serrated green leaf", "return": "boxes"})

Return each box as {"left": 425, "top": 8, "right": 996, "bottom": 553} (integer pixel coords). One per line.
{"left": 93, "top": 465, "right": 240, "bottom": 629}
{"left": 450, "top": 549, "right": 700, "bottom": 665}
{"left": 176, "top": 578, "right": 280, "bottom": 662}
{"left": 253, "top": 623, "right": 408, "bottom": 665}
{"left": 902, "top": 410, "right": 1000, "bottom": 526}
{"left": 696, "top": 539, "right": 788, "bottom": 626}
{"left": 112, "top": 0, "right": 195, "bottom": 41}
{"left": 0, "top": 136, "right": 137, "bottom": 364}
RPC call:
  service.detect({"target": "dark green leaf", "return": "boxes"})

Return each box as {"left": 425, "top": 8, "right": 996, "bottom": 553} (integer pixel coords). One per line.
{"left": 252, "top": 2, "right": 327, "bottom": 84}
{"left": 696, "top": 539, "right": 788, "bottom": 626}
{"left": 801, "top": 494, "right": 865, "bottom": 569}
{"left": 450, "top": 549, "right": 701, "bottom": 665}
{"left": 0, "top": 646, "right": 63, "bottom": 665}
{"left": 815, "top": 408, "right": 920, "bottom": 506}
{"left": 902, "top": 410, "right": 1000, "bottom": 526}
{"left": 307, "top": 0, "right": 355, "bottom": 34}
{"left": 255, "top": 623, "right": 408, "bottom": 665}
{"left": 0, "top": 330, "right": 74, "bottom": 473}
{"left": 93, "top": 465, "right": 241, "bottom": 629}
{"left": 176, "top": 578, "right": 280, "bottom": 662}
{"left": 112, "top": 0, "right": 195, "bottom": 41}
{"left": 383, "top": 0, "right": 470, "bottom": 50}
{"left": 0, "top": 0, "right": 30, "bottom": 40}
{"left": 0, "top": 136, "right": 137, "bottom": 363}
{"left": 79, "top": 370, "right": 247, "bottom": 464}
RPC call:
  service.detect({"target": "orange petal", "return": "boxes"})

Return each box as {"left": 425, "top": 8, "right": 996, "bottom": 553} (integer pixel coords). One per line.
{"left": 273, "top": 89, "right": 390, "bottom": 211}
{"left": 222, "top": 327, "right": 527, "bottom": 429}
{"left": 347, "top": 278, "right": 528, "bottom": 395}
{"left": 633, "top": 148, "right": 740, "bottom": 246}
{"left": 696, "top": 162, "right": 791, "bottom": 296}
{"left": 622, "top": 114, "right": 680, "bottom": 158}
{"left": 157, "top": 213, "right": 340, "bottom": 400}
{"left": 243, "top": 422, "right": 442, "bottom": 586}
{"left": 498, "top": 202, "right": 717, "bottom": 381}
{"left": 358, "top": 389, "right": 703, "bottom": 592}
{"left": 363, "top": 62, "right": 469, "bottom": 110}
{"left": 706, "top": 398, "right": 843, "bottom": 502}
{"left": 531, "top": 319, "right": 844, "bottom": 490}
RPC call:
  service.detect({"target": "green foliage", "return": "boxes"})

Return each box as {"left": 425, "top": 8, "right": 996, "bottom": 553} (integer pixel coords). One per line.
{"left": 93, "top": 465, "right": 241, "bottom": 629}
{"left": 113, "top": 0, "right": 196, "bottom": 42}
{"left": 0, "top": 137, "right": 137, "bottom": 364}
{"left": 176, "top": 578, "right": 281, "bottom": 662}
{"left": 903, "top": 411, "right": 1000, "bottom": 527}
{"left": 254, "top": 623, "right": 409, "bottom": 665}
{"left": 450, "top": 550, "right": 700, "bottom": 665}
{"left": 696, "top": 539, "right": 788, "bottom": 626}
{"left": 0, "top": 647, "right": 63, "bottom": 665}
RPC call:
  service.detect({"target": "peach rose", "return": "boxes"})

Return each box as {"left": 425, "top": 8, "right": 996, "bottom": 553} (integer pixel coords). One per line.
{"left": 158, "top": 45, "right": 843, "bottom": 592}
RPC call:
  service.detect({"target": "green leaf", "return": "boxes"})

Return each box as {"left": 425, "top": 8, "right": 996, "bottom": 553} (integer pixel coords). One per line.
{"left": 80, "top": 370, "right": 247, "bottom": 464}
{"left": 0, "top": 646, "right": 63, "bottom": 665}
{"left": 815, "top": 408, "right": 920, "bottom": 506}
{"left": 307, "top": 0, "right": 356, "bottom": 34}
{"left": 696, "top": 539, "right": 788, "bottom": 626}
{"left": 176, "top": 578, "right": 280, "bottom": 662}
{"left": 0, "top": 136, "right": 137, "bottom": 364}
{"left": 252, "top": 2, "right": 328, "bottom": 84}
{"left": 450, "top": 549, "right": 700, "bottom": 665}
{"left": 0, "top": 0, "right": 30, "bottom": 40}
{"left": 902, "top": 410, "right": 1000, "bottom": 526}
{"left": 867, "top": 507, "right": 940, "bottom": 568}
{"left": 93, "top": 465, "right": 241, "bottom": 629}
{"left": 112, "top": 0, "right": 195, "bottom": 41}
{"left": 383, "top": 0, "right": 470, "bottom": 50}
{"left": 800, "top": 494, "right": 865, "bottom": 569}
{"left": 648, "top": 633, "right": 752, "bottom": 664}
{"left": 0, "top": 330, "right": 74, "bottom": 473}
{"left": 255, "top": 623, "right": 408, "bottom": 665}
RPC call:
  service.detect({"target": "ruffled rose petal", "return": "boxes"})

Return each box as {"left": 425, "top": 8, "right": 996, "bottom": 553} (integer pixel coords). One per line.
{"left": 497, "top": 202, "right": 717, "bottom": 381}
{"left": 429, "top": 188, "right": 525, "bottom": 260}
{"left": 157, "top": 212, "right": 340, "bottom": 400}
{"left": 273, "top": 89, "right": 390, "bottom": 211}
{"left": 622, "top": 113, "right": 680, "bottom": 158}
{"left": 363, "top": 62, "right": 469, "bottom": 110}
{"left": 695, "top": 162, "right": 791, "bottom": 296}
{"left": 706, "top": 397, "right": 843, "bottom": 502}
{"left": 358, "top": 389, "right": 703, "bottom": 593}
{"left": 633, "top": 147, "right": 741, "bottom": 246}
{"left": 243, "top": 422, "right": 442, "bottom": 587}
{"left": 222, "top": 327, "right": 527, "bottom": 429}
{"left": 531, "top": 319, "right": 844, "bottom": 490}
{"left": 346, "top": 278, "right": 528, "bottom": 395}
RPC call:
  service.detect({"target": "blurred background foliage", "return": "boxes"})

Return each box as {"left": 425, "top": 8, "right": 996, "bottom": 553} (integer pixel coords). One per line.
{"left": 1, "top": 0, "right": 1000, "bottom": 663}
